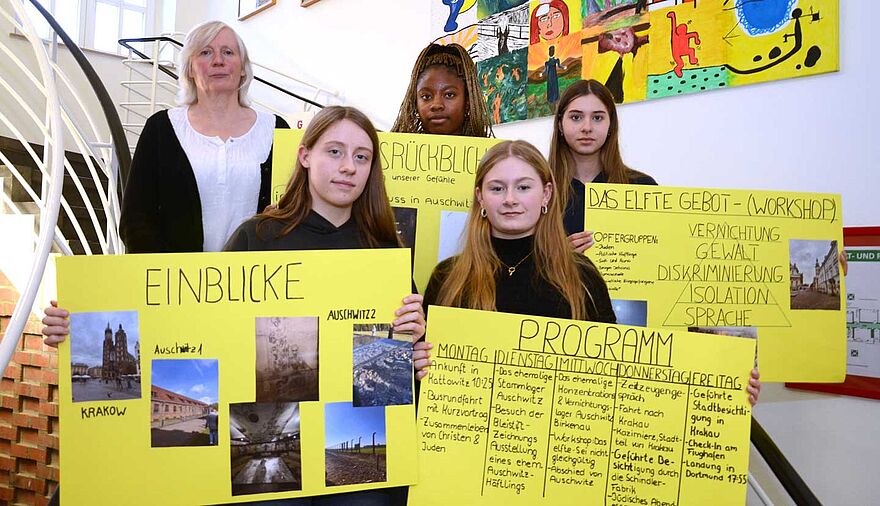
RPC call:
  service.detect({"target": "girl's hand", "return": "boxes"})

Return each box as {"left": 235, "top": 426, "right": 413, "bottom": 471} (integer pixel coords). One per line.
{"left": 413, "top": 340, "right": 433, "bottom": 381}
{"left": 747, "top": 367, "right": 761, "bottom": 406}
{"left": 41, "top": 300, "right": 70, "bottom": 348}
{"left": 568, "top": 231, "right": 594, "bottom": 254}
{"left": 393, "top": 294, "right": 426, "bottom": 341}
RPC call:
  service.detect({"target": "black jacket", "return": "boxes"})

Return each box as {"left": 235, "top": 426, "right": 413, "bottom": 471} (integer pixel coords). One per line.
{"left": 119, "top": 109, "right": 289, "bottom": 253}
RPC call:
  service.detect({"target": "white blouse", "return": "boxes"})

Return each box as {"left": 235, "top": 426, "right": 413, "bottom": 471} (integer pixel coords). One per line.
{"left": 168, "top": 107, "right": 276, "bottom": 252}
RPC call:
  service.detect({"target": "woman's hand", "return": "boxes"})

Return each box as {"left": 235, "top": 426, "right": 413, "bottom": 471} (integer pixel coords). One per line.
{"left": 41, "top": 300, "right": 69, "bottom": 348}
{"left": 393, "top": 294, "right": 426, "bottom": 341}
{"left": 413, "top": 340, "right": 433, "bottom": 381}
{"left": 568, "top": 231, "right": 594, "bottom": 254}
{"left": 747, "top": 367, "right": 761, "bottom": 406}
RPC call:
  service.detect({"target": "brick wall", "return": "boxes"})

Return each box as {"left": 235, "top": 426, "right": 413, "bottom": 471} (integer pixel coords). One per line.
{"left": 0, "top": 271, "right": 58, "bottom": 505}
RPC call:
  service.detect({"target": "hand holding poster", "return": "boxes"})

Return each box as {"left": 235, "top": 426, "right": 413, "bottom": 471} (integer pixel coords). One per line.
{"left": 408, "top": 306, "right": 755, "bottom": 506}
{"left": 272, "top": 130, "right": 501, "bottom": 291}
{"left": 584, "top": 184, "right": 845, "bottom": 382}
{"left": 57, "top": 249, "right": 417, "bottom": 504}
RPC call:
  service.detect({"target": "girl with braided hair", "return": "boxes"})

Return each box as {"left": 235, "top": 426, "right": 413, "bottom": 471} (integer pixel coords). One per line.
{"left": 391, "top": 43, "right": 493, "bottom": 137}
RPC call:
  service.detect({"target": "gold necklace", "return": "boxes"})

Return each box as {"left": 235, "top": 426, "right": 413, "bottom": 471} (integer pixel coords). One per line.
{"left": 502, "top": 252, "right": 531, "bottom": 277}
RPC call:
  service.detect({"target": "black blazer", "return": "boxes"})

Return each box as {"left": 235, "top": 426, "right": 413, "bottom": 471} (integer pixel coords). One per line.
{"left": 119, "top": 110, "right": 289, "bottom": 253}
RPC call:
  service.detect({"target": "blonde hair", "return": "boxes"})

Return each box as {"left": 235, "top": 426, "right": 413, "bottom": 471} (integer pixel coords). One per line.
{"left": 257, "top": 106, "right": 401, "bottom": 248}
{"left": 435, "top": 140, "right": 597, "bottom": 320}
{"left": 176, "top": 21, "right": 253, "bottom": 107}
{"left": 391, "top": 43, "right": 493, "bottom": 137}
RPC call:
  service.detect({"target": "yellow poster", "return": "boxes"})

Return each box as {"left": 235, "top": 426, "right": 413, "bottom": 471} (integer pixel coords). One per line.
{"left": 409, "top": 306, "right": 755, "bottom": 506}
{"left": 57, "top": 249, "right": 417, "bottom": 504}
{"left": 584, "top": 184, "right": 845, "bottom": 382}
{"left": 272, "top": 130, "right": 501, "bottom": 292}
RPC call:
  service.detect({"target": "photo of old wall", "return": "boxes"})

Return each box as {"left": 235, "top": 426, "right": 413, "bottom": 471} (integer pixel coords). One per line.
{"left": 230, "top": 402, "right": 302, "bottom": 496}
{"left": 69, "top": 310, "right": 141, "bottom": 402}
{"left": 353, "top": 324, "right": 413, "bottom": 407}
{"left": 790, "top": 239, "right": 841, "bottom": 310}
{"left": 325, "top": 402, "right": 387, "bottom": 486}
{"left": 150, "top": 359, "right": 219, "bottom": 448}
{"left": 255, "top": 316, "right": 319, "bottom": 402}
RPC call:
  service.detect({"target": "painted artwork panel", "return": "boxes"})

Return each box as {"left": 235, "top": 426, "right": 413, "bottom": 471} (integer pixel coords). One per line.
{"left": 474, "top": 2, "right": 529, "bottom": 62}
{"left": 581, "top": 21, "right": 650, "bottom": 103}
{"left": 426, "top": 0, "right": 839, "bottom": 126}
{"left": 527, "top": 31, "right": 583, "bottom": 118}
{"left": 724, "top": 0, "right": 839, "bottom": 87}
{"left": 582, "top": 0, "right": 648, "bottom": 36}
{"left": 431, "top": 0, "right": 479, "bottom": 41}
{"left": 478, "top": 0, "right": 529, "bottom": 18}
{"left": 477, "top": 48, "right": 528, "bottom": 123}
{"left": 645, "top": 2, "right": 731, "bottom": 100}
{"left": 528, "top": 0, "right": 582, "bottom": 45}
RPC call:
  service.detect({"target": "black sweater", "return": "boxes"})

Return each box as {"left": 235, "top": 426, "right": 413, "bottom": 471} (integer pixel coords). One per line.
{"left": 119, "top": 110, "right": 289, "bottom": 253}
{"left": 224, "top": 210, "right": 400, "bottom": 252}
{"left": 423, "top": 235, "right": 616, "bottom": 323}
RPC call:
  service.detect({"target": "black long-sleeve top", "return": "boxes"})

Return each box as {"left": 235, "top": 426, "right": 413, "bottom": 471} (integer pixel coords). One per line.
{"left": 223, "top": 210, "right": 400, "bottom": 252}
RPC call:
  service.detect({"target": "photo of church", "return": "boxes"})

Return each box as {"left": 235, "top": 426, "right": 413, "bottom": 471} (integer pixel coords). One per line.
{"left": 69, "top": 311, "right": 141, "bottom": 402}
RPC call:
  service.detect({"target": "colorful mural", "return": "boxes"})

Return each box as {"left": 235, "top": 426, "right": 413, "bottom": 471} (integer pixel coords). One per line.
{"left": 430, "top": 0, "right": 839, "bottom": 123}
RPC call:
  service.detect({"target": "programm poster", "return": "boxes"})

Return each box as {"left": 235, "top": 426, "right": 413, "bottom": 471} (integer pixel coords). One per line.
{"left": 584, "top": 184, "right": 845, "bottom": 382}
{"left": 57, "top": 249, "right": 417, "bottom": 504}
{"left": 408, "top": 306, "right": 755, "bottom": 506}
{"left": 272, "top": 130, "right": 501, "bottom": 291}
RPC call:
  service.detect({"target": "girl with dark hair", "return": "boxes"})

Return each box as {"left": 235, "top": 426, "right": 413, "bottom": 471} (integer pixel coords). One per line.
{"left": 549, "top": 79, "right": 657, "bottom": 251}
{"left": 391, "top": 43, "right": 493, "bottom": 137}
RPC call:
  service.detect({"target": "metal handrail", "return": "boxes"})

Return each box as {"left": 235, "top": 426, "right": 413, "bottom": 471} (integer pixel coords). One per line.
{"left": 118, "top": 36, "right": 326, "bottom": 109}
{"left": 0, "top": 0, "right": 66, "bottom": 422}
{"left": 24, "top": 0, "right": 131, "bottom": 189}
{"left": 751, "top": 416, "right": 821, "bottom": 505}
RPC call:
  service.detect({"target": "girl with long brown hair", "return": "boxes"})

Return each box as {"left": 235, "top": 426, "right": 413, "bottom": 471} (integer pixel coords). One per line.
{"left": 549, "top": 79, "right": 657, "bottom": 250}
{"left": 391, "top": 43, "right": 493, "bottom": 138}
{"left": 226, "top": 106, "right": 402, "bottom": 251}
